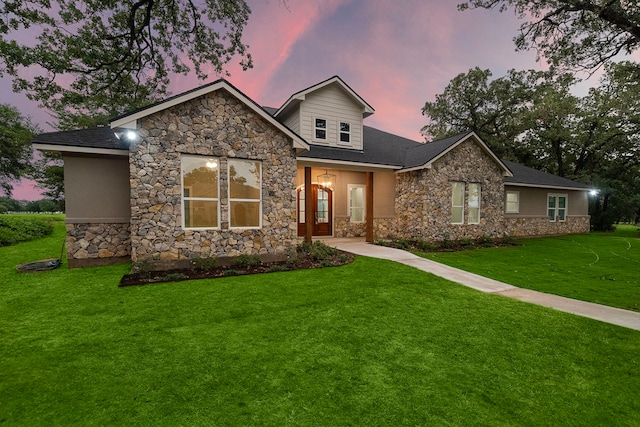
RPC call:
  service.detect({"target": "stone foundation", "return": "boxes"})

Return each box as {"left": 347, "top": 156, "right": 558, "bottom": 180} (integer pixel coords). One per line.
{"left": 333, "top": 216, "right": 366, "bottom": 238}
{"left": 505, "top": 216, "right": 590, "bottom": 237}
{"left": 66, "top": 223, "right": 131, "bottom": 268}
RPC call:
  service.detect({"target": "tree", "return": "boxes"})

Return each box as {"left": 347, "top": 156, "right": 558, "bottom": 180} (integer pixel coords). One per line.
{"left": 29, "top": 152, "right": 65, "bottom": 210}
{"left": 458, "top": 1, "right": 640, "bottom": 73}
{"left": 0, "top": 104, "right": 37, "bottom": 197}
{"left": 0, "top": 0, "right": 254, "bottom": 128}
{"left": 421, "top": 67, "right": 575, "bottom": 164}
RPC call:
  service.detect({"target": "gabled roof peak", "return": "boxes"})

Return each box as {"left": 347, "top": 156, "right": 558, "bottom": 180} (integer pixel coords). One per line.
{"left": 274, "top": 75, "right": 375, "bottom": 119}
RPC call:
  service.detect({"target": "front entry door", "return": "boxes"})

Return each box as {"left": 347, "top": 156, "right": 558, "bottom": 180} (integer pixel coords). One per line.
{"left": 298, "top": 185, "right": 333, "bottom": 236}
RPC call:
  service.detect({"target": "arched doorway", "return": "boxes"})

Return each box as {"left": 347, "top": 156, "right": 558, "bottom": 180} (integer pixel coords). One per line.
{"left": 297, "top": 184, "right": 333, "bottom": 236}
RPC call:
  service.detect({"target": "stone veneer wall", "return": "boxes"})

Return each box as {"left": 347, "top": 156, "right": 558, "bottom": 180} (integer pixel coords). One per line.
{"left": 66, "top": 223, "right": 131, "bottom": 267}
{"left": 129, "top": 89, "right": 299, "bottom": 262}
{"left": 505, "top": 215, "right": 590, "bottom": 237}
{"left": 333, "top": 216, "right": 366, "bottom": 238}
{"left": 393, "top": 139, "right": 505, "bottom": 241}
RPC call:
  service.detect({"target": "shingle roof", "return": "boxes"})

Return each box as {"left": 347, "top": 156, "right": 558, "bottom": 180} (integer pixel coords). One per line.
{"left": 503, "top": 160, "right": 590, "bottom": 190}
{"left": 32, "top": 126, "right": 126, "bottom": 150}
{"left": 297, "top": 126, "right": 421, "bottom": 167}
{"left": 402, "top": 132, "right": 469, "bottom": 169}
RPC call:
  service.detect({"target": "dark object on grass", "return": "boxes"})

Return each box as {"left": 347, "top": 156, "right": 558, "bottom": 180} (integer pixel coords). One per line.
{"left": 16, "top": 258, "right": 62, "bottom": 272}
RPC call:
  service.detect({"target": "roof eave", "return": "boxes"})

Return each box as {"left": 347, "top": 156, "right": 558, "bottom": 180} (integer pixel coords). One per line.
{"left": 505, "top": 182, "right": 590, "bottom": 191}
{"left": 33, "top": 143, "right": 129, "bottom": 156}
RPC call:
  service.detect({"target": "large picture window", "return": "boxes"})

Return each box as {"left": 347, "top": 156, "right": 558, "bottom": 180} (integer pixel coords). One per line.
{"left": 548, "top": 194, "right": 567, "bottom": 222}
{"left": 451, "top": 182, "right": 464, "bottom": 224}
{"left": 468, "top": 183, "right": 481, "bottom": 224}
{"left": 229, "top": 159, "right": 262, "bottom": 228}
{"left": 348, "top": 185, "right": 365, "bottom": 223}
{"left": 182, "top": 155, "right": 219, "bottom": 229}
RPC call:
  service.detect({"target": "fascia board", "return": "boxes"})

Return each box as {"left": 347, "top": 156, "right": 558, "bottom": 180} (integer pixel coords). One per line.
{"left": 505, "top": 182, "right": 591, "bottom": 191}
{"left": 32, "top": 143, "right": 129, "bottom": 156}
{"left": 297, "top": 157, "right": 400, "bottom": 171}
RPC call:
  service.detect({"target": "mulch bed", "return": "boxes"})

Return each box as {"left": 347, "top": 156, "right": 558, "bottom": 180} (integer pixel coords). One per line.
{"left": 119, "top": 250, "right": 355, "bottom": 287}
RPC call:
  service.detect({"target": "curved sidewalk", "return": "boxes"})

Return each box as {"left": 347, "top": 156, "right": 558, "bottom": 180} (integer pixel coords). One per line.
{"left": 331, "top": 241, "right": 640, "bottom": 331}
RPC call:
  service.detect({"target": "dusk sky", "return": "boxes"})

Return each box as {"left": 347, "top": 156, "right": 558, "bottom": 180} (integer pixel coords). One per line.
{"left": 5, "top": 0, "right": 596, "bottom": 200}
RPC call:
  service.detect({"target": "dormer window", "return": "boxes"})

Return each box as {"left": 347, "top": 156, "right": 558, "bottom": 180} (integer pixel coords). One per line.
{"left": 315, "top": 118, "right": 327, "bottom": 141}
{"left": 339, "top": 122, "right": 351, "bottom": 143}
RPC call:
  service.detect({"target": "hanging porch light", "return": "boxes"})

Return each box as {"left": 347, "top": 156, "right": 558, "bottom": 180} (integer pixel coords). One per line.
{"left": 317, "top": 168, "right": 336, "bottom": 189}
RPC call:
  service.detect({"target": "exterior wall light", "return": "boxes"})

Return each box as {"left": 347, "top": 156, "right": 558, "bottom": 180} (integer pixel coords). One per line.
{"left": 589, "top": 189, "right": 600, "bottom": 197}
{"left": 125, "top": 130, "right": 138, "bottom": 141}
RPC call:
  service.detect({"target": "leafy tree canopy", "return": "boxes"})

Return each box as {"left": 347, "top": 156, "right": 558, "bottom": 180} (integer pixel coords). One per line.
{"left": 458, "top": 1, "right": 640, "bottom": 73}
{"left": 0, "top": 0, "right": 253, "bottom": 129}
{"left": 0, "top": 104, "right": 37, "bottom": 197}
{"left": 422, "top": 61, "right": 640, "bottom": 224}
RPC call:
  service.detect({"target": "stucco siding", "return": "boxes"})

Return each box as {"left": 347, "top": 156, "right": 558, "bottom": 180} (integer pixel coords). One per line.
{"left": 504, "top": 185, "right": 590, "bottom": 236}
{"left": 63, "top": 154, "right": 131, "bottom": 222}
{"left": 299, "top": 84, "right": 364, "bottom": 149}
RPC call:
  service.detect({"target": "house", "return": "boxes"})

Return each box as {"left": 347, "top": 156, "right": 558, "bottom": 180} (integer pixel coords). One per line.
{"left": 32, "top": 76, "right": 591, "bottom": 267}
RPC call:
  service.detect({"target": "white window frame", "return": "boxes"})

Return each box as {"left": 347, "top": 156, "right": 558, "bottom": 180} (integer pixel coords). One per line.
{"left": 181, "top": 154, "right": 220, "bottom": 230}
{"left": 339, "top": 121, "right": 351, "bottom": 144}
{"left": 451, "top": 182, "right": 465, "bottom": 224}
{"left": 468, "top": 183, "right": 481, "bottom": 225}
{"left": 228, "top": 159, "right": 262, "bottom": 230}
{"left": 506, "top": 191, "right": 520, "bottom": 213}
{"left": 547, "top": 193, "right": 568, "bottom": 222}
{"left": 314, "top": 117, "right": 327, "bottom": 142}
{"left": 348, "top": 184, "right": 366, "bottom": 223}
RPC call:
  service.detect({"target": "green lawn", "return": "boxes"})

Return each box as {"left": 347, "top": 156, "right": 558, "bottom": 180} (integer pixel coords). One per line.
{"left": 421, "top": 225, "right": 640, "bottom": 312}
{"left": 1, "top": 221, "right": 640, "bottom": 425}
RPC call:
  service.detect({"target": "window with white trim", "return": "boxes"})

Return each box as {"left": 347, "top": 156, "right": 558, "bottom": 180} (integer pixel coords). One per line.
{"left": 451, "top": 182, "right": 464, "bottom": 224}
{"left": 468, "top": 183, "right": 481, "bottom": 224}
{"left": 229, "top": 159, "right": 262, "bottom": 228}
{"left": 506, "top": 191, "right": 519, "bottom": 213}
{"left": 348, "top": 185, "right": 365, "bottom": 223}
{"left": 339, "top": 121, "right": 351, "bottom": 143}
{"left": 182, "top": 155, "right": 219, "bottom": 229}
{"left": 314, "top": 118, "right": 327, "bottom": 141}
{"left": 548, "top": 194, "right": 567, "bottom": 222}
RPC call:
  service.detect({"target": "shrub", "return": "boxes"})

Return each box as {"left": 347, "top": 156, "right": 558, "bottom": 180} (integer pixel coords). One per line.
{"left": 439, "top": 233, "right": 454, "bottom": 250}
{"left": 0, "top": 215, "right": 55, "bottom": 246}
{"left": 297, "top": 241, "right": 338, "bottom": 260}
{"left": 223, "top": 269, "right": 242, "bottom": 277}
{"left": 131, "top": 258, "right": 154, "bottom": 276}
{"left": 477, "top": 235, "right": 495, "bottom": 247}
{"left": 268, "top": 264, "right": 289, "bottom": 273}
{"left": 191, "top": 255, "right": 218, "bottom": 270}
{"left": 160, "top": 273, "right": 188, "bottom": 282}
{"left": 413, "top": 238, "right": 437, "bottom": 252}
{"left": 231, "top": 254, "right": 262, "bottom": 268}
{"left": 459, "top": 238, "right": 475, "bottom": 249}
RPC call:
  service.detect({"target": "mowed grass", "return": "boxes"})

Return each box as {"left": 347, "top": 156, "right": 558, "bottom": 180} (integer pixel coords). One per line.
{"left": 421, "top": 225, "right": 640, "bottom": 312}
{"left": 1, "top": 222, "right": 640, "bottom": 425}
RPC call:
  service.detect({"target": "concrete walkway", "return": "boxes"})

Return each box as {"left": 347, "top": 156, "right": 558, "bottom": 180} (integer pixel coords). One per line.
{"left": 327, "top": 240, "right": 640, "bottom": 331}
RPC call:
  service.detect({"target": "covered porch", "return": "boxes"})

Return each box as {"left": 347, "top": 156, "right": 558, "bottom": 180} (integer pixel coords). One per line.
{"left": 295, "top": 162, "right": 398, "bottom": 243}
